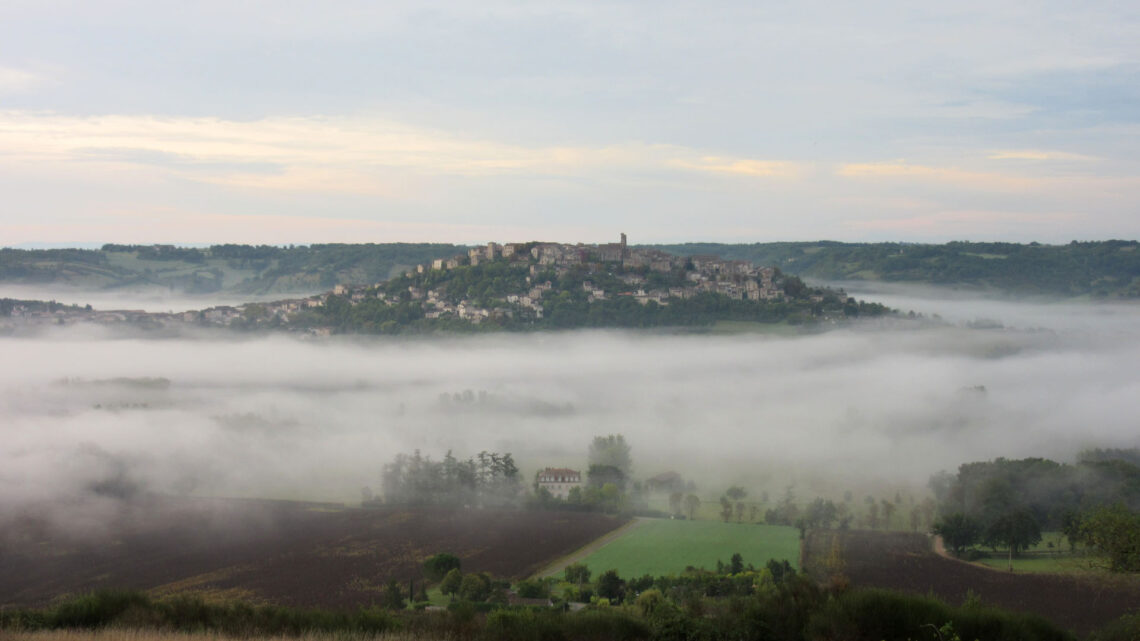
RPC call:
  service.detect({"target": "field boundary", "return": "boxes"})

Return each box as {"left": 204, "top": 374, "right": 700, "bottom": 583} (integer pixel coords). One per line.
{"left": 533, "top": 517, "right": 646, "bottom": 578}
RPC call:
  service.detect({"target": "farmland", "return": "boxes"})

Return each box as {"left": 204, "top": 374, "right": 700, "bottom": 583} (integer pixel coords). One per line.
{"left": 0, "top": 497, "right": 627, "bottom": 609}
{"left": 567, "top": 518, "right": 800, "bottom": 578}
{"left": 805, "top": 529, "right": 1140, "bottom": 636}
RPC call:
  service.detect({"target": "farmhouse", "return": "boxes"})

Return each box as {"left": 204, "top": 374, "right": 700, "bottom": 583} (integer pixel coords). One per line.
{"left": 536, "top": 467, "right": 582, "bottom": 500}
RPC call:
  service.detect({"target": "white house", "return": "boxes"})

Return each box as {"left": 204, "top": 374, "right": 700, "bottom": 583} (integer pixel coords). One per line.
{"left": 536, "top": 468, "right": 582, "bottom": 500}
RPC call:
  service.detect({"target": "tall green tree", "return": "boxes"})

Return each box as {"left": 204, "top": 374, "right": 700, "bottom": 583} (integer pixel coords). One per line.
{"left": 1077, "top": 504, "right": 1140, "bottom": 572}
{"left": 984, "top": 509, "right": 1042, "bottom": 570}
{"left": 933, "top": 513, "right": 982, "bottom": 557}
{"left": 423, "top": 553, "right": 461, "bottom": 582}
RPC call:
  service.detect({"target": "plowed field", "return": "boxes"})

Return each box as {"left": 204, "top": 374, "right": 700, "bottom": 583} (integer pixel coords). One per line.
{"left": 806, "top": 529, "right": 1140, "bottom": 636}
{"left": 0, "top": 496, "right": 627, "bottom": 609}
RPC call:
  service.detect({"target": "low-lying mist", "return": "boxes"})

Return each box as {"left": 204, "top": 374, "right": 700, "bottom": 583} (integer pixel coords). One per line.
{"left": 3, "top": 289, "right": 1139, "bottom": 532}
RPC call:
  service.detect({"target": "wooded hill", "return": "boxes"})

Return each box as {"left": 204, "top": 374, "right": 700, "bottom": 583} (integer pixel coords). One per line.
{"left": 3, "top": 240, "right": 1139, "bottom": 298}
{"left": 0, "top": 243, "right": 465, "bottom": 295}
{"left": 647, "top": 240, "right": 1140, "bottom": 298}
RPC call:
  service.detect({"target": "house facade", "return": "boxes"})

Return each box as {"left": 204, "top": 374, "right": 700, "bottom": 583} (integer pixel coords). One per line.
{"left": 536, "top": 467, "right": 582, "bottom": 500}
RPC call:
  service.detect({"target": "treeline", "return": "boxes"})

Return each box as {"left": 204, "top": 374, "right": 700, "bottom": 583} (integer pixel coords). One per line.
{"left": 1, "top": 298, "right": 88, "bottom": 316}
{"left": 0, "top": 243, "right": 465, "bottom": 294}
{"left": 930, "top": 453, "right": 1140, "bottom": 569}
{"left": 647, "top": 240, "right": 1140, "bottom": 298}
{"left": 379, "top": 450, "right": 522, "bottom": 507}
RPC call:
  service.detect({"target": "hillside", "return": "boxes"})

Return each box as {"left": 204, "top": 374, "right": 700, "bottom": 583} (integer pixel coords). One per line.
{"left": 5, "top": 240, "right": 1139, "bottom": 299}
{"left": 266, "top": 241, "right": 889, "bottom": 334}
{"left": 0, "top": 243, "right": 466, "bottom": 295}
{"left": 1, "top": 241, "right": 891, "bottom": 334}
{"left": 646, "top": 241, "right": 1140, "bottom": 298}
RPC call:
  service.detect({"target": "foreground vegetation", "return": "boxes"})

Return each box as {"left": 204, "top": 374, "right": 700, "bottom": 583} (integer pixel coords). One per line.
{"left": 0, "top": 580, "right": 1085, "bottom": 641}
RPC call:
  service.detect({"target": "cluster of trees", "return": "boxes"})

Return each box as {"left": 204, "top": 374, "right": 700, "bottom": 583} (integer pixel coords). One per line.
{"left": 649, "top": 240, "right": 1140, "bottom": 298}
{"left": 380, "top": 449, "right": 522, "bottom": 507}
{"left": 931, "top": 453, "right": 1140, "bottom": 570}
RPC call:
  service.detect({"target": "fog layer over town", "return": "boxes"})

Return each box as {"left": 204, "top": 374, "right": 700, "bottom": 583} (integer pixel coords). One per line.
{"left": 3, "top": 290, "right": 1138, "bottom": 529}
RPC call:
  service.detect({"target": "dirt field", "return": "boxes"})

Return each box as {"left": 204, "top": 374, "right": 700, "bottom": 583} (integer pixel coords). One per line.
{"left": 805, "top": 529, "right": 1140, "bottom": 636}
{"left": 0, "top": 496, "right": 628, "bottom": 609}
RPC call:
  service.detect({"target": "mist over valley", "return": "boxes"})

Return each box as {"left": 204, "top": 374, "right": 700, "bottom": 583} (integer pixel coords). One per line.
{"left": 4, "top": 287, "right": 1137, "bottom": 526}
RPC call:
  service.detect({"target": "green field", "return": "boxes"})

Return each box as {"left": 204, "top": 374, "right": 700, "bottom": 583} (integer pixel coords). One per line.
{"left": 969, "top": 532, "right": 1098, "bottom": 574}
{"left": 571, "top": 518, "right": 800, "bottom": 579}
{"left": 972, "top": 554, "right": 1096, "bottom": 574}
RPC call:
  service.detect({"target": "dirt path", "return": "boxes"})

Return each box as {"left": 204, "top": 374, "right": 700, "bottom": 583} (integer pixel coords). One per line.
{"left": 534, "top": 517, "right": 647, "bottom": 578}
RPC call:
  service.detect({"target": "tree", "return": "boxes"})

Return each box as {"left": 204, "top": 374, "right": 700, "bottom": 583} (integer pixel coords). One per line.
{"left": 459, "top": 572, "right": 492, "bottom": 602}
{"left": 596, "top": 569, "right": 625, "bottom": 602}
{"left": 423, "top": 553, "right": 461, "bottom": 582}
{"left": 984, "top": 508, "right": 1042, "bottom": 570}
{"left": 381, "top": 580, "right": 406, "bottom": 610}
{"left": 669, "top": 491, "right": 684, "bottom": 516}
{"left": 439, "top": 568, "right": 463, "bottom": 597}
{"left": 565, "top": 562, "right": 591, "bottom": 585}
{"left": 735, "top": 501, "right": 746, "bottom": 523}
{"left": 803, "top": 498, "right": 838, "bottom": 530}
{"left": 684, "top": 494, "right": 701, "bottom": 520}
{"left": 1077, "top": 504, "right": 1140, "bottom": 572}
{"left": 587, "top": 464, "right": 627, "bottom": 491}
{"left": 880, "top": 499, "right": 896, "bottom": 530}
{"left": 933, "top": 512, "right": 982, "bottom": 557}
{"left": 725, "top": 486, "right": 747, "bottom": 502}
{"left": 729, "top": 553, "right": 744, "bottom": 574}
{"left": 719, "top": 496, "right": 733, "bottom": 523}
{"left": 589, "top": 435, "right": 632, "bottom": 478}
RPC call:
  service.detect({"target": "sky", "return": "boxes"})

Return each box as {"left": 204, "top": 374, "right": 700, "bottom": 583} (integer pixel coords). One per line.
{"left": 1, "top": 1, "right": 1138, "bottom": 246}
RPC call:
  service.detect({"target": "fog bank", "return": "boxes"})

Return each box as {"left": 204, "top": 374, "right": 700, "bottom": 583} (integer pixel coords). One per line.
{"left": 3, "top": 291, "right": 1139, "bottom": 523}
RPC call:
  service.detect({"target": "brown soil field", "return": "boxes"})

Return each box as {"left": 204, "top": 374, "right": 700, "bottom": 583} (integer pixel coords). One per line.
{"left": 805, "top": 529, "right": 1140, "bottom": 636}
{"left": 0, "top": 496, "right": 628, "bottom": 609}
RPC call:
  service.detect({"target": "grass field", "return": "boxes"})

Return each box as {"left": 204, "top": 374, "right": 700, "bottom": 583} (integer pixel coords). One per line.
{"left": 571, "top": 518, "right": 800, "bottom": 579}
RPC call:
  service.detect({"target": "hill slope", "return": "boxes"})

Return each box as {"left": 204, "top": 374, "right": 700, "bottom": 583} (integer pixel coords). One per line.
{"left": 646, "top": 241, "right": 1140, "bottom": 298}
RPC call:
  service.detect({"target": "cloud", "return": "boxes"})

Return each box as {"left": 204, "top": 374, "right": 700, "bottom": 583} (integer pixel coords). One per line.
{"left": 987, "top": 150, "right": 1099, "bottom": 161}
{"left": 836, "top": 161, "right": 1037, "bottom": 191}
{"left": 669, "top": 156, "right": 801, "bottom": 178}
{"left": 0, "top": 111, "right": 804, "bottom": 200}
{"left": 0, "top": 66, "right": 48, "bottom": 94}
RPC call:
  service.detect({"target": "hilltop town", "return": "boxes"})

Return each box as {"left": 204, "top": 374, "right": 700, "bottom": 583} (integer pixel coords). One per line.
{"left": 0, "top": 236, "right": 890, "bottom": 334}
